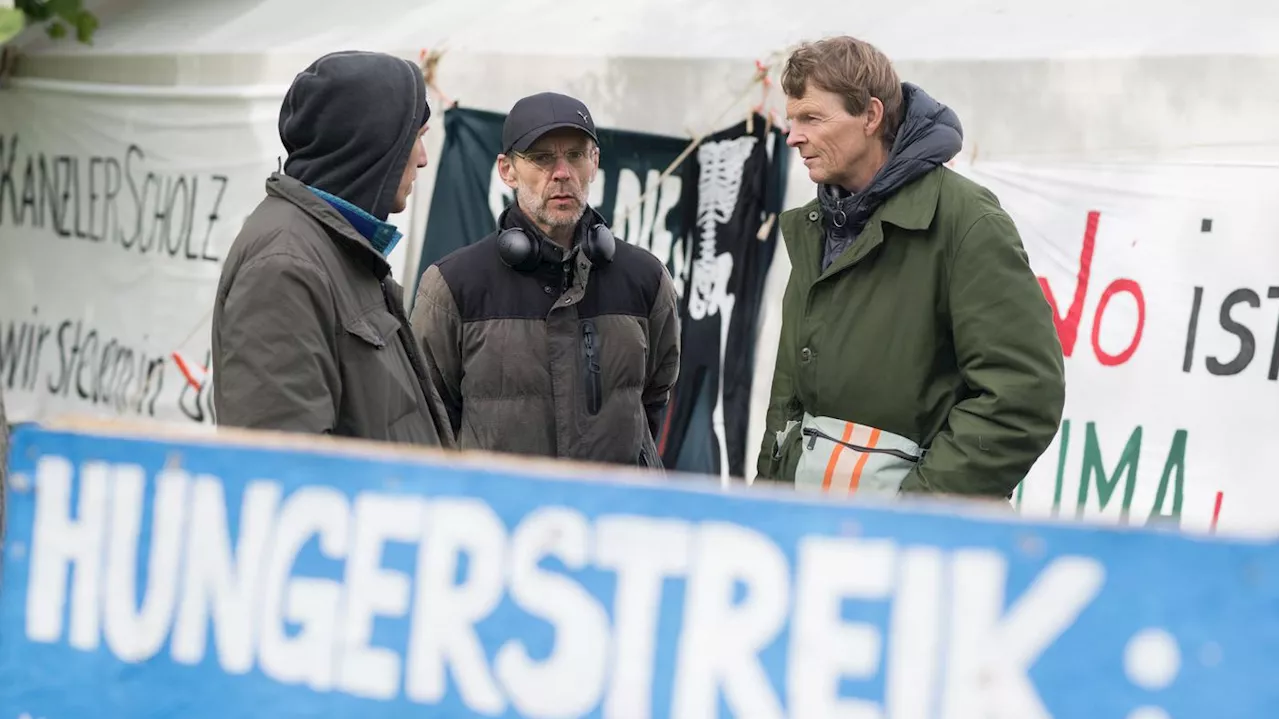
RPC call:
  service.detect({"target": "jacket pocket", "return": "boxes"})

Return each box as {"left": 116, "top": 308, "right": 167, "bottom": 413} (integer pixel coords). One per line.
{"left": 345, "top": 314, "right": 395, "bottom": 348}
{"left": 342, "top": 308, "right": 417, "bottom": 424}
{"left": 793, "top": 413, "right": 922, "bottom": 497}
{"left": 581, "top": 319, "right": 603, "bottom": 415}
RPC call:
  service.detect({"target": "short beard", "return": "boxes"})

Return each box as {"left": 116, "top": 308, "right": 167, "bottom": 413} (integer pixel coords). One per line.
{"left": 517, "top": 184, "right": 586, "bottom": 230}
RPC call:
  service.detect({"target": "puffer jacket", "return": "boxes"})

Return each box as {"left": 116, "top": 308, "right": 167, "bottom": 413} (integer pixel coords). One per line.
{"left": 410, "top": 205, "right": 680, "bottom": 467}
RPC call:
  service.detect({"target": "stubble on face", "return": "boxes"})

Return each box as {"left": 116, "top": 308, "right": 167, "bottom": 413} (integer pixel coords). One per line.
{"left": 516, "top": 180, "right": 587, "bottom": 230}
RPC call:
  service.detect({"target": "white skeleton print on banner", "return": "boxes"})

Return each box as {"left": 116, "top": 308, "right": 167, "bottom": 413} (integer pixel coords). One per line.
{"left": 688, "top": 136, "right": 757, "bottom": 322}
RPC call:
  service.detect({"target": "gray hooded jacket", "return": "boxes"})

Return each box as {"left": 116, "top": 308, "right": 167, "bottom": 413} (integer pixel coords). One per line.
{"left": 212, "top": 51, "right": 453, "bottom": 446}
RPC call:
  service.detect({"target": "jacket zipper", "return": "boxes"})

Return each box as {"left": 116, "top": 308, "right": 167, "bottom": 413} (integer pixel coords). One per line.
{"left": 582, "top": 319, "right": 602, "bottom": 415}
{"left": 803, "top": 427, "right": 920, "bottom": 462}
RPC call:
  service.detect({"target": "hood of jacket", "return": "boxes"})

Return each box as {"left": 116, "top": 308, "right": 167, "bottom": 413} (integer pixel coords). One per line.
{"left": 818, "top": 82, "right": 963, "bottom": 270}
{"left": 279, "top": 50, "right": 429, "bottom": 222}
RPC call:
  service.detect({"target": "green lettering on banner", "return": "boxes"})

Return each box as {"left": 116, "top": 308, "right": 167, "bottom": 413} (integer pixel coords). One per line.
{"left": 1077, "top": 422, "right": 1141, "bottom": 522}
{"left": 1020, "top": 419, "right": 1191, "bottom": 528}
{"left": 1148, "top": 429, "right": 1188, "bottom": 526}
{"left": 1050, "top": 419, "right": 1072, "bottom": 516}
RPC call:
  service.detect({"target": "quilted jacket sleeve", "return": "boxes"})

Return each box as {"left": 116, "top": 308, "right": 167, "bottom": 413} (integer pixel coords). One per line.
{"left": 409, "top": 264, "right": 465, "bottom": 436}
{"left": 643, "top": 266, "right": 681, "bottom": 440}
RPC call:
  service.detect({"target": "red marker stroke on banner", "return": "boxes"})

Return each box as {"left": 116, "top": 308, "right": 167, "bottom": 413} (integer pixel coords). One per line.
{"left": 1038, "top": 210, "right": 1146, "bottom": 367}
{"left": 1210, "top": 491, "right": 1224, "bottom": 533}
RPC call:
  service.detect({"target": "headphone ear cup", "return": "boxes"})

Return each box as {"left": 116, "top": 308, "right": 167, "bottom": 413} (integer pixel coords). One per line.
{"left": 497, "top": 228, "right": 540, "bottom": 272}
{"left": 585, "top": 223, "right": 616, "bottom": 266}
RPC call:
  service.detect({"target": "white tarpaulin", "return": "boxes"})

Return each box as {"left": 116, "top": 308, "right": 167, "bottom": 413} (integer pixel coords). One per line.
{"left": 955, "top": 158, "right": 1279, "bottom": 535}
{"left": 0, "top": 84, "right": 283, "bottom": 426}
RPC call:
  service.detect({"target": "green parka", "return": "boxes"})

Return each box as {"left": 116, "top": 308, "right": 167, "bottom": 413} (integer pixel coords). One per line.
{"left": 757, "top": 165, "right": 1066, "bottom": 497}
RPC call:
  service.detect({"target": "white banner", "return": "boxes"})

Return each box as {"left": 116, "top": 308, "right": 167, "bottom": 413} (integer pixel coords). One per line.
{"left": 0, "top": 84, "right": 283, "bottom": 426}
{"left": 954, "top": 158, "right": 1279, "bottom": 536}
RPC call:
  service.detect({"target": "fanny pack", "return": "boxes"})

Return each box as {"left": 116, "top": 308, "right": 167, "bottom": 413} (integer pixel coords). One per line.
{"left": 774, "top": 413, "right": 923, "bottom": 497}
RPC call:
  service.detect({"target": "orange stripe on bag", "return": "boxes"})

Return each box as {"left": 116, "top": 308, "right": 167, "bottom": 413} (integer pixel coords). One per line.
{"left": 847, "top": 428, "right": 882, "bottom": 493}
{"left": 822, "top": 422, "right": 856, "bottom": 490}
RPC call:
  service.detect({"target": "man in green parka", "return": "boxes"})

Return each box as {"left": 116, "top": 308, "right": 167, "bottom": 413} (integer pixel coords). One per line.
{"left": 757, "top": 36, "right": 1065, "bottom": 499}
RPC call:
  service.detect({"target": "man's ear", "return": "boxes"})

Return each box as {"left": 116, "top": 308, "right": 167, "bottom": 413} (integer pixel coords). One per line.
{"left": 497, "top": 154, "right": 519, "bottom": 190}
{"left": 589, "top": 146, "right": 600, "bottom": 183}
{"left": 864, "top": 97, "right": 885, "bottom": 138}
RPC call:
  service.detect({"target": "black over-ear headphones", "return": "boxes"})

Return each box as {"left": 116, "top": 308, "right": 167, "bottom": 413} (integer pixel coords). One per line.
{"left": 497, "top": 210, "right": 617, "bottom": 273}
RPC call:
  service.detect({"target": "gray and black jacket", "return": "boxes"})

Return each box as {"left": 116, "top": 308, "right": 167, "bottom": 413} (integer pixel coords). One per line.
{"left": 410, "top": 205, "right": 680, "bottom": 467}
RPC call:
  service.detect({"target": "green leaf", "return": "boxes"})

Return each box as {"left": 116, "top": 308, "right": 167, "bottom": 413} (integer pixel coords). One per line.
{"left": 46, "top": 19, "right": 66, "bottom": 39}
{"left": 73, "top": 10, "right": 97, "bottom": 44}
{"left": 17, "top": 0, "right": 54, "bottom": 23}
{"left": 0, "top": 8, "right": 27, "bottom": 45}
{"left": 46, "top": 0, "right": 81, "bottom": 24}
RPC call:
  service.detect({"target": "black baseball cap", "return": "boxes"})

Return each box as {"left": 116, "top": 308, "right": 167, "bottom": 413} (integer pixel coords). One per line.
{"left": 502, "top": 92, "right": 599, "bottom": 154}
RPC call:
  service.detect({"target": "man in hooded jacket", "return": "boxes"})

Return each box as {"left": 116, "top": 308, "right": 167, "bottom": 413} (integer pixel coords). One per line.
{"left": 758, "top": 36, "right": 1065, "bottom": 498}
{"left": 212, "top": 51, "right": 453, "bottom": 447}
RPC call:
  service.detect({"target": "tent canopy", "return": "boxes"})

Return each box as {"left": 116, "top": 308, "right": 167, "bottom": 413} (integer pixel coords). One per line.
{"left": 16, "top": 0, "right": 1278, "bottom": 63}
{"left": 11, "top": 0, "right": 1276, "bottom": 164}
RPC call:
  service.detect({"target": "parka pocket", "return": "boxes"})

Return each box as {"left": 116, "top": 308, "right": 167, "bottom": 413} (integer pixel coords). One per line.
{"left": 793, "top": 413, "right": 922, "bottom": 497}
{"left": 773, "top": 419, "right": 801, "bottom": 460}
{"left": 767, "top": 419, "right": 803, "bottom": 481}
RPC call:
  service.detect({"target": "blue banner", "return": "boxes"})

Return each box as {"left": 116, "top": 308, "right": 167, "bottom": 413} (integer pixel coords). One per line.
{"left": 2, "top": 423, "right": 1277, "bottom": 718}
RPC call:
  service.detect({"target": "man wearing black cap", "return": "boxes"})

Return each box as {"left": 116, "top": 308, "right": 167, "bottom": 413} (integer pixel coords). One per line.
{"left": 212, "top": 50, "right": 454, "bottom": 447}
{"left": 410, "top": 92, "right": 681, "bottom": 468}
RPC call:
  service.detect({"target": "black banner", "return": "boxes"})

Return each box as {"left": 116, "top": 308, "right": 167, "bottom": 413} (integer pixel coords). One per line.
{"left": 417, "top": 107, "right": 787, "bottom": 477}
{"left": 659, "top": 118, "right": 789, "bottom": 477}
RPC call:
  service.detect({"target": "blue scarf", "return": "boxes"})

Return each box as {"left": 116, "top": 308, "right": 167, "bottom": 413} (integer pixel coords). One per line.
{"left": 308, "top": 186, "right": 403, "bottom": 256}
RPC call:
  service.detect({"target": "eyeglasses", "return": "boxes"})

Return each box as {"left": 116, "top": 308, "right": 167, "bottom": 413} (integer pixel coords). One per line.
{"left": 513, "top": 148, "right": 595, "bottom": 171}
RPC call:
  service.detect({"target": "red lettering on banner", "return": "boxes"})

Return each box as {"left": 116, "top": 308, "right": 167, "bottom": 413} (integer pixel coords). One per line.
{"left": 1037, "top": 210, "right": 1145, "bottom": 366}
{"left": 1092, "top": 279, "right": 1146, "bottom": 366}
{"left": 1038, "top": 211, "right": 1098, "bottom": 356}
